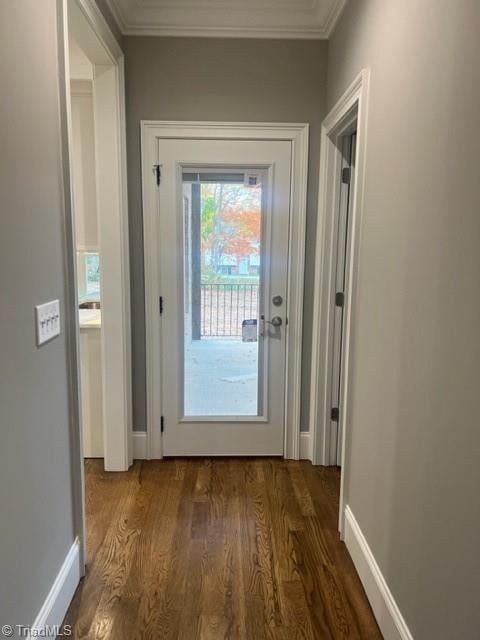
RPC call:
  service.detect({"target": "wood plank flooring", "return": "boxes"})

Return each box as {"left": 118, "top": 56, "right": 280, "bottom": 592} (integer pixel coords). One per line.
{"left": 62, "top": 459, "right": 382, "bottom": 639}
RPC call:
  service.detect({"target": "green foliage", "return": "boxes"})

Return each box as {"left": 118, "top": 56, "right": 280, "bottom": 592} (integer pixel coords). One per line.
{"left": 201, "top": 266, "right": 225, "bottom": 283}
{"left": 201, "top": 195, "right": 216, "bottom": 241}
{"left": 200, "top": 267, "right": 259, "bottom": 285}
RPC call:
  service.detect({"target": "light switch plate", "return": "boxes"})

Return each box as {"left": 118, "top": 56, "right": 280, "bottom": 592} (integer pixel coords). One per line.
{"left": 35, "top": 299, "right": 61, "bottom": 346}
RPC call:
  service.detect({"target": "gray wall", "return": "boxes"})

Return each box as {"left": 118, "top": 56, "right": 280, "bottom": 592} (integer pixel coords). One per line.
{"left": 124, "top": 37, "right": 328, "bottom": 431}
{"left": 327, "top": 1, "right": 480, "bottom": 638}
{"left": 0, "top": 0, "right": 76, "bottom": 630}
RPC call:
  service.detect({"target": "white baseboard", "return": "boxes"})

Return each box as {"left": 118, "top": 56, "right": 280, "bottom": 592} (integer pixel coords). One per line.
{"left": 134, "top": 431, "right": 310, "bottom": 461}
{"left": 133, "top": 431, "right": 147, "bottom": 459}
{"left": 29, "top": 538, "right": 81, "bottom": 639}
{"left": 344, "top": 506, "right": 413, "bottom": 640}
{"left": 299, "top": 431, "right": 312, "bottom": 460}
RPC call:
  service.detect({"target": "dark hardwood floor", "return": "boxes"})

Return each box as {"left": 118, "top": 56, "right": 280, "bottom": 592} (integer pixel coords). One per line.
{"left": 62, "top": 459, "right": 382, "bottom": 639}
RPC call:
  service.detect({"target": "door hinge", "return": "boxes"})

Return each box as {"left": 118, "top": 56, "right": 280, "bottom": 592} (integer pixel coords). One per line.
{"left": 342, "top": 167, "right": 351, "bottom": 184}
{"left": 331, "top": 407, "right": 339, "bottom": 422}
{"left": 159, "top": 296, "right": 164, "bottom": 315}
{"left": 154, "top": 164, "right": 162, "bottom": 186}
{"left": 161, "top": 415, "right": 165, "bottom": 433}
{"left": 335, "top": 291, "right": 345, "bottom": 308}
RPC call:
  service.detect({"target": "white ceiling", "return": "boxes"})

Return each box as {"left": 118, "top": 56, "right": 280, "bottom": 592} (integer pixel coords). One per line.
{"left": 104, "top": 0, "right": 347, "bottom": 38}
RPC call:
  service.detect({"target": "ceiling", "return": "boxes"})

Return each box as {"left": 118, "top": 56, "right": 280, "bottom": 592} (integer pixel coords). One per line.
{"left": 104, "top": 0, "right": 347, "bottom": 39}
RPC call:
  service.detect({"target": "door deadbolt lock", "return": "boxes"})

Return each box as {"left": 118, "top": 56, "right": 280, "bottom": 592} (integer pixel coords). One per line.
{"left": 272, "top": 295, "right": 283, "bottom": 306}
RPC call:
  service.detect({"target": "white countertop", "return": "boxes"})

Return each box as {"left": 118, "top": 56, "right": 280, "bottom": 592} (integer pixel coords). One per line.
{"left": 79, "top": 308, "right": 101, "bottom": 329}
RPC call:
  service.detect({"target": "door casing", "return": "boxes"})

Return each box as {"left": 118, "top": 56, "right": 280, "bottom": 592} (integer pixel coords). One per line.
{"left": 141, "top": 121, "right": 309, "bottom": 460}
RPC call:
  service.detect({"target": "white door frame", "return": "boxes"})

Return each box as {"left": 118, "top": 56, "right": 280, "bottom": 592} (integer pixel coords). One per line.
{"left": 309, "top": 70, "right": 370, "bottom": 536}
{"left": 62, "top": 0, "right": 131, "bottom": 481}
{"left": 141, "top": 121, "right": 309, "bottom": 460}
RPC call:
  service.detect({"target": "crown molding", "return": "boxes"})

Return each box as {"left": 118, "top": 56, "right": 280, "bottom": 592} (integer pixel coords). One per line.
{"left": 75, "top": 0, "right": 123, "bottom": 59}
{"left": 103, "top": 0, "right": 127, "bottom": 34}
{"left": 101, "top": 0, "right": 347, "bottom": 39}
{"left": 323, "top": 0, "right": 347, "bottom": 38}
{"left": 123, "top": 24, "right": 331, "bottom": 39}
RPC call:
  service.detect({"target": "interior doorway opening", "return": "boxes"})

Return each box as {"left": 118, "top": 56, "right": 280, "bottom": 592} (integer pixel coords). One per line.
{"left": 330, "top": 130, "right": 357, "bottom": 466}
{"left": 69, "top": 35, "right": 104, "bottom": 459}
{"left": 309, "top": 70, "right": 369, "bottom": 536}
{"left": 61, "top": 0, "right": 131, "bottom": 573}
{"left": 66, "top": 0, "right": 131, "bottom": 476}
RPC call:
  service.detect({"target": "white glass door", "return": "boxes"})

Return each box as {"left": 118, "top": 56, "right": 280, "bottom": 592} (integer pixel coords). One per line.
{"left": 158, "top": 139, "right": 291, "bottom": 455}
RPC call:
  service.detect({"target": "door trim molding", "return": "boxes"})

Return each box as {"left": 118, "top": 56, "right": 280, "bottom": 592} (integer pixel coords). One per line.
{"left": 309, "top": 70, "right": 370, "bottom": 534}
{"left": 141, "top": 121, "right": 309, "bottom": 460}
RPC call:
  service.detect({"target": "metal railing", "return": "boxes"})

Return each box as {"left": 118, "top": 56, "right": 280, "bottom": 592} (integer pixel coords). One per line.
{"left": 200, "top": 283, "right": 259, "bottom": 337}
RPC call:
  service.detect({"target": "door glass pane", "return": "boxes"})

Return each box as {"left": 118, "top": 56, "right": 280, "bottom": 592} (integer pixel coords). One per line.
{"left": 183, "top": 171, "right": 263, "bottom": 417}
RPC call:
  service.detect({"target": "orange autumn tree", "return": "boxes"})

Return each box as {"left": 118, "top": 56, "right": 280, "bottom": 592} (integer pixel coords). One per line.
{"left": 201, "top": 183, "right": 261, "bottom": 274}
{"left": 219, "top": 206, "right": 261, "bottom": 258}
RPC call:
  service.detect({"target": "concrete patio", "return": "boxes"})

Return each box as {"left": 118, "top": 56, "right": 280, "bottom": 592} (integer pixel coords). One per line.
{"left": 184, "top": 337, "right": 259, "bottom": 416}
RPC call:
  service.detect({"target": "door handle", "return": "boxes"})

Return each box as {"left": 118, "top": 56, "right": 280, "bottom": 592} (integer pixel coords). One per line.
{"left": 260, "top": 315, "right": 282, "bottom": 336}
